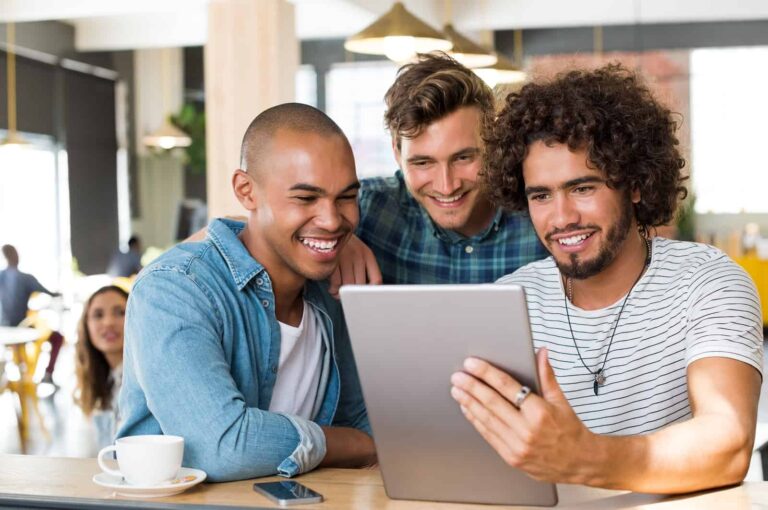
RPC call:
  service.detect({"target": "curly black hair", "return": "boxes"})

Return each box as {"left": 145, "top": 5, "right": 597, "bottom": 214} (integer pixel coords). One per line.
{"left": 483, "top": 63, "right": 687, "bottom": 228}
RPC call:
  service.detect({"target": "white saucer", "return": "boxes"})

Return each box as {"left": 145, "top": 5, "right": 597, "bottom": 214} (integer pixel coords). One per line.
{"left": 92, "top": 467, "right": 207, "bottom": 498}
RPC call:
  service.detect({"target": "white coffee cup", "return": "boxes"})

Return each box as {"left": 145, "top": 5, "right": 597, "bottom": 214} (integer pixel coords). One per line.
{"left": 97, "top": 435, "right": 184, "bottom": 486}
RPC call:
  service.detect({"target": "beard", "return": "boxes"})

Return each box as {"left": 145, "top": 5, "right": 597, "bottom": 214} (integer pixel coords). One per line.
{"left": 551, "top": 202, "right": 634, "bottom": 280}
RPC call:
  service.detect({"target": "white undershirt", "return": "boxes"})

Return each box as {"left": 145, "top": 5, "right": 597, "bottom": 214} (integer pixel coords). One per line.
{"left": 269, "top": 301, "right": 324, "bottom": 419}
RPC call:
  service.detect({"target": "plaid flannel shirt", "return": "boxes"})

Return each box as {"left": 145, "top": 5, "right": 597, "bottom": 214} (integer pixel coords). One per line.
{"left": 357, "top": 171, "right": 547, "bottom": 284}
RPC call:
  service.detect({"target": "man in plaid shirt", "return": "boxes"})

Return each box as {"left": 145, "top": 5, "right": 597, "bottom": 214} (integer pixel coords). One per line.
{"left": 329, "top": 53, "right": 545, "bottom": 292}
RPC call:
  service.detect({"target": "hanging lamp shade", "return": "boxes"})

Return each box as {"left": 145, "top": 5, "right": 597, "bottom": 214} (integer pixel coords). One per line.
{"left": 143, "top": 119, "right": 192, "bottom": 150}
{"left": 443, "top": 24, "right": 497, "bottom": 68}
{"left": 0, "top": 131, "right": 30, "bottom": 148}
{"left": 473, "top": 52, "right": 526, "bottom": 88}
{"left": 142, "top": 48, "right": 191, "bottom": 151}
{"left": 344, "top": 2, "right": 453, "bottom": 62}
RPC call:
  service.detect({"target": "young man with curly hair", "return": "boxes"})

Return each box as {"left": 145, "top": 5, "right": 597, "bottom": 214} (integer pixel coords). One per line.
{"left": 450, "top": 64, "right": 763, "bottom": 493}
{"left": 328, "top": 53, "right": 545, "bottom": 292}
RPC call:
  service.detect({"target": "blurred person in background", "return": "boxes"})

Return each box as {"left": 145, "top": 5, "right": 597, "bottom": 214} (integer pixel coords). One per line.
{"left": 0, "top": 244, "right": 64, "bottom": 386}
{"left": 74, "top": 285, "right": 128, "bottom": 450}
{"left": 0, "top": 244, "right": 61, "bottom": 326}
{"left": 107, "top": 236, "right": 143, "bottom": 278}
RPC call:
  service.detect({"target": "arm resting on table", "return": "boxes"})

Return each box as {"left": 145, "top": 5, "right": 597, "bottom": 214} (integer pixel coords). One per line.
{"left": 584, "top": 357, "right": 760, "bottom": 493}
{"left": 119, "top": 270, "right": 327, "bottom": 482}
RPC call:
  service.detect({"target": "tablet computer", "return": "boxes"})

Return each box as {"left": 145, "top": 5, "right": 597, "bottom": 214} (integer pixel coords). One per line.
{"left": 340, "top": 284, "right": 557, "bottom": 507}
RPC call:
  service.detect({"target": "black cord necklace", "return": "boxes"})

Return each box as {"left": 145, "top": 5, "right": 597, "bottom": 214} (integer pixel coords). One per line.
{"left": 563, "top": 236, "right": 651, "bottom": 396}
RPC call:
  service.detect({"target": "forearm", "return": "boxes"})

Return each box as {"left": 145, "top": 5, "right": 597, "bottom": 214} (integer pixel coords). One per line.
{"left": 585, "top": 414, "right": 753, "bottom": 493}
{"left": 319, "top": 426, "right": 377, "bottom": 468}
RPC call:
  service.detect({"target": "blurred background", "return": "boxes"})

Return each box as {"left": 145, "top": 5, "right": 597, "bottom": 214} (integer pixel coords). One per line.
{"left": 1, "top": 0, "right": 768, "bottom": 472}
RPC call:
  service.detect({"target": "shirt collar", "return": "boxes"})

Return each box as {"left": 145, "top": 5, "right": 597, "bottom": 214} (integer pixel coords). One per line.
{"left": 429, "top": 207, "right": 504, "bottom": 244}
{"left": 208, "top": 218, "right": 267, "bottom": 291}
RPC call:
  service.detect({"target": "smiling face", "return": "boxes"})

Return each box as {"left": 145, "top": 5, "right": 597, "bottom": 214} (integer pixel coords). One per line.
{"left": 523, "top": 141, "right": 639, "bottom": 279}
{"left": 86, "top": 290, "right": 127, "bottom": 358}
{"left": 395, "top": 106, "right": 493, "bottom": 237}
{"left": 244, "top": 129, "right": 360, "bottom": 284}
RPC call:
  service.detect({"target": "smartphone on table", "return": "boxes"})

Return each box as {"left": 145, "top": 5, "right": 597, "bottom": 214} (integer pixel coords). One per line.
{"left": 253, "top": 481, "right": 324, "bottom": 506}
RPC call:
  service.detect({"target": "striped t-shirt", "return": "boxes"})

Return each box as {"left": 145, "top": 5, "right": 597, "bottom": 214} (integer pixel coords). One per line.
{"left": 497, "top": 238, "right": 763, "bottom": 436}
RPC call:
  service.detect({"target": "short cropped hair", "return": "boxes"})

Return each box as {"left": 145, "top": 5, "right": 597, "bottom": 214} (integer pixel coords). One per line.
{"left": 240, "top": 102, "right": 348, "bottom": 174}
{"left": 483, "top": 64, "right": 687, "bottom": 229}
{"left": 384, "top": 52, "right": 494, "bottom": 148}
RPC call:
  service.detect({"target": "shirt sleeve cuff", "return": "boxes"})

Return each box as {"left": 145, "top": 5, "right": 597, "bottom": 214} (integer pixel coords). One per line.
{"left": 276, "top": 414, "right": 327, "bottom": 477}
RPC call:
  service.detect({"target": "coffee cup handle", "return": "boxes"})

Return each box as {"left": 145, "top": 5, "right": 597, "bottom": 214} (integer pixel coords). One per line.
{"left": 97, "top": 445, "right": 123, "bottom": 478}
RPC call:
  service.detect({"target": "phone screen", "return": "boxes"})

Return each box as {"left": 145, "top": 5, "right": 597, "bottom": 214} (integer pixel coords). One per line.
{"left": 253, "top": 481, "right": 323, "bottom": 505}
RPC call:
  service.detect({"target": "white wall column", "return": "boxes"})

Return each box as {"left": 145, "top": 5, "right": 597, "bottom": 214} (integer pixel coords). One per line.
{"left": 205, "top": 0, "right": 298, "bottom": 218}
{"left": 132, "top": 47, "right": 186, "bottom": 250}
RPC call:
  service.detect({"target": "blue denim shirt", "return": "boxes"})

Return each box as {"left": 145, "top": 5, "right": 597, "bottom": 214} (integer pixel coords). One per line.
{"left": 117, "top": 219, "right": 370, "bottom": 482}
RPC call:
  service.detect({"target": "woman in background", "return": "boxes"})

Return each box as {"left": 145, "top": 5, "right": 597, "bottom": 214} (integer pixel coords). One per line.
{"left": 74, "top": 285, "right": 128, "bottom": 449}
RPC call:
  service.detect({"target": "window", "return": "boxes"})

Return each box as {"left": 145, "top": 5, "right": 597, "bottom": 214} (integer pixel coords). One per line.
{"left": 0, "top": 137, "right": 65, "bottom": 289}
{"left": 296, "top": 64, "right": 317, "bottom": 107}
{"left": 326, "top": 61, "right": 398, "bottom": 178}
{"left": 691, "top": 46, "right": 768, "bottom": 213}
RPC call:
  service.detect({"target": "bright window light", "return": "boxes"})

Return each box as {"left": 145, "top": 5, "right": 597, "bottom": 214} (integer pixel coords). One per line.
{"left": 691, "top": 46, "right": 768, "bottom": 213}
{"left": 0, "top": 140, "right": 61, "bottom": 289}
{"left": 296, "top": 65, "right": 317, "bottom": 107}
{"left": 326, "top": 61, "right": 398, "bottom": 178}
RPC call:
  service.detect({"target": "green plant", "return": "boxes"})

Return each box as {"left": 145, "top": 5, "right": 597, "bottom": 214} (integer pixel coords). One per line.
{"left": 676, "top": 193, "right": 696, "bottom": 241}
{"left": 171, "top": 104, "right": 206, "bottom": 175}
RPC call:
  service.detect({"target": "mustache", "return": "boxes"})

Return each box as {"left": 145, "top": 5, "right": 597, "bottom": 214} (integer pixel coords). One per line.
{"left": 544, "top": 224, "right": 600, "bottom": 242}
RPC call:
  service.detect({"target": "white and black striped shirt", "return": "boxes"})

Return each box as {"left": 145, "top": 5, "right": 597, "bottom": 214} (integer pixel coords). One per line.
{"left": 497, "top": 238, "right": 763, "bottom": 436}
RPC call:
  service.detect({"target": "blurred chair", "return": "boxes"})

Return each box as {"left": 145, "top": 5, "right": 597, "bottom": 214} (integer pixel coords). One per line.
{"left": 733, "top": 255, "right": 768, "bottom": 328}
{"left": 9, "top": 314, "right": 56, "bottom": 444}
{"left": 0, "top": 357, "right": 7, "bottom": 393}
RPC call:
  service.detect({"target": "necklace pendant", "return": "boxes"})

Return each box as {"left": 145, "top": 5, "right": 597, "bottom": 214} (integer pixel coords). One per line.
{"left": 595, "top": 370, "right": 606, "bottom": 386}
{"left": 593, "top": 370, "right": 606, "bottom": 396}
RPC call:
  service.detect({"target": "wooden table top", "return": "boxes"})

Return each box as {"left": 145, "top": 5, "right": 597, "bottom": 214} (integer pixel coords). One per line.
{"left": 1, "top": 454, "right": 767, "bottom": 509}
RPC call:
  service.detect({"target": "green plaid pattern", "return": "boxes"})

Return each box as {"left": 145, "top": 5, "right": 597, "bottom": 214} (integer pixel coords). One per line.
{"left": 357, "top": 171, "right": 547, "bottom": 284}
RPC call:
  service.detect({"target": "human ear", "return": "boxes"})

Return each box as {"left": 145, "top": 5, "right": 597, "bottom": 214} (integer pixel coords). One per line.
{"left": 232, "top": 169, "right": 258, "bottom": 210}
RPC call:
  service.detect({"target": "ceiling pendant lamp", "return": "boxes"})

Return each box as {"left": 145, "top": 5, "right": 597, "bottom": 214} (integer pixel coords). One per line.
{"left": 1, "top": 21, "right": 30, "bottom": 148}
{"left": 473, "top": 30, "right": 527, "bottom": 88}
{"left": 473, "top": 53, "right": 526, "bottom": 88}
{"left": 143, "top": 121, "right": 192, "bottom": 150}
{"left": 344, "top": 2, "right": 453, "bottom": 63}
{"left": 143, "top": 49, "right": 191, "bottom": 151}
{"left": 443, "top": 24, "right": 497, "bottom": 69}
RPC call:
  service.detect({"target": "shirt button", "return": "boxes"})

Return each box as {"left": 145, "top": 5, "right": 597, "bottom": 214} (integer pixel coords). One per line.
{"left": 271, "top": 365, "right": 278, "bottom": 374}
{"left": 465, "top": 245, "right": 474, "bottom": 254}
{"left": 261, "top": 299, "right": 270, "bottom": 308}
{"left": 256, "top": 278, "right": 264, "bottom": 286}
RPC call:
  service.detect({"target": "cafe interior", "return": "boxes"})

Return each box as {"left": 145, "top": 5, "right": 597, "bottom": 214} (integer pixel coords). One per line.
{"left": 2, "top": 0, "right": 768, "bottom": 508}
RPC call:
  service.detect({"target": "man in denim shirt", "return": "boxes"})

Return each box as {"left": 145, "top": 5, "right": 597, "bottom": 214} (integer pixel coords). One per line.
{"left": 118, "top": 104, "right": 375, "bottom": 481}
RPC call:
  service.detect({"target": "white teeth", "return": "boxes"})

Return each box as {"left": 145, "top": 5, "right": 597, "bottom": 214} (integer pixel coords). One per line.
{"left": 300, "top": 238, "right": 338, "bottom": 252}
{"left": 558, "top": 234, "right": 590, "bottom": 246}
{"left": 433, "top": 193, "right": 464, "bottom": 203}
